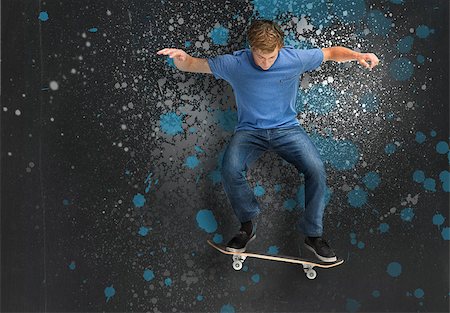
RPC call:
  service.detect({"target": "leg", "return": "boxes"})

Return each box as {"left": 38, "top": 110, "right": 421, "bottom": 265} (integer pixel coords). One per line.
{"left": 271, "top": 126, "right": 327, "bottom": 237}
{"left": 221, "top": 130, "right": 269, "bottom": 223}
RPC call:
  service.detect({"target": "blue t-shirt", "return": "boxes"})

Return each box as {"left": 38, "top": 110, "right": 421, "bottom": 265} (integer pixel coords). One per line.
{"left": 207, "top": 46, "right": 323, "bottom": 132}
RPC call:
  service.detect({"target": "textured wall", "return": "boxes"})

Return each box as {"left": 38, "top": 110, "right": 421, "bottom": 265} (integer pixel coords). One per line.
{"left": 2, "top": 0, "right": 449, "bottom": 312}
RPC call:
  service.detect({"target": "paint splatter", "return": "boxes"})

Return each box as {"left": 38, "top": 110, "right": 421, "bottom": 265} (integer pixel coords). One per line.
{"left": 385, "top": 143, "right": 396, "bottom": 155}
{"left": 251, "top": 274, "right": 261, "bottom": 283}
{"left": 345, "top": 298, "right": 361, "bottom": 313}
{"left": 185, "top": 155, "right": 200, "bottom": 169}
{"left": 68, "top": 261, "right": 76, "bottom": 270}
{"left": 415, "top": 131, "right": 426, "bottom": 144}
{"left": 254, "top": 184, "right": 265, "bottom": 197}
{"left": 196, "top": 209, "right": 218, "bottom": 233}
{"left": 389, "top": 58, "right": 414, "bottom": 81}
{"left": 367, "top": 10, "right": 392, "bottom": 36}
{"left": 164, "top": 278, "right": 173, "bottom": 286}
{"left": 88, "top": 27, "right": 98, "bottom": 33}
{"left": 213, "top": 233, "right": 223, "bottom": 244}
{"left": 220, "top": 304, "right": 236, "bottom": 313}
{"left": 400, "top": 207, "right": 415, "bottom": 222}
{"left": 387, "top": 262, "right": 402, "bottom": 277}
{"left": 143, "top": 269, "right": 155, "bottom": 281}
{"left": 347, "top": 188, "right": 368, "bottom": 208}
{"left": 267, "top": 246, "right": 279, "bottom": 255}
{"left": 413, "top": 170, "right": 425, "bottom": 183}
{"left": 133, "top": 193, "right": 146, "bottom": 208}
{"left": 414, "top": 288, "right": 425, "bottom": 298}
{"left": 138, "top": 226, "right": 151, "bottom": 236}
{"left": 378, "top": 223, "right": 389, "bottom": 233}
{"left": 104, "top": 285, "right": 116, "bottom": 302}
{"left": 441, "top": 227, "right": 450, "bottom": 240}
{"left": 159, "top": 112, "right": 184, "bottom": 136}
{"left": 38, "top": 11, "right": 49, "bottom": 21}
{"left": 363, "top": 172, "right": 381, "bottom": 190}
{"left": 210, "top": 25, "right": 229, "bottom": 46}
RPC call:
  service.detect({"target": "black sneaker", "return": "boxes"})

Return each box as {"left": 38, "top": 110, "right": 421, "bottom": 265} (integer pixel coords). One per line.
{"left": 304, "top": 237, "right": 337, "bottom": 263}
{"left": 225, "top": 230, "right": 256, "bottom": 253}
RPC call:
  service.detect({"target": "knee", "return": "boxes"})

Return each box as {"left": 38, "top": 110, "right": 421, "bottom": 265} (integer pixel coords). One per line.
{"left": 221, "top": 155, "right": 245, "bottom": 181}
{"left": 304, "top": 159, "right": 326, "bottom": 178}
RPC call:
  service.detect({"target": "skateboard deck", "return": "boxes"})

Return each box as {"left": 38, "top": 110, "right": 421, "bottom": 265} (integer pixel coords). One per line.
{"left": 207, "top": 240, "right": 344, "bottom": 280}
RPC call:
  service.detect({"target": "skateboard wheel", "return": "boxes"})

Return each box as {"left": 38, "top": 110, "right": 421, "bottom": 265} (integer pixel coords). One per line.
{"left": 306, "top": 269, "right": 317, "bottom": 280}
{"left": 232, "top": 261, "right": 243, "bottom": 271}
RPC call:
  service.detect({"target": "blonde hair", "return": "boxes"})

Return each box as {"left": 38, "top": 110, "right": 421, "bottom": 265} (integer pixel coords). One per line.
{"left": 247, "top": 19, "right": 284, "bottom": 53}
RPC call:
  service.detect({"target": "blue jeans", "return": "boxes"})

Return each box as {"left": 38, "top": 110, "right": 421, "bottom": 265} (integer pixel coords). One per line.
{"left": 221, "top": 125, "right": 327, "bottom": 237}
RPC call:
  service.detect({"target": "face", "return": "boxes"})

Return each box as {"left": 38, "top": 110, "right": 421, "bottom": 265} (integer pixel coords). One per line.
{"left": 251, "top": 46, "right": 281, "bottom": 70}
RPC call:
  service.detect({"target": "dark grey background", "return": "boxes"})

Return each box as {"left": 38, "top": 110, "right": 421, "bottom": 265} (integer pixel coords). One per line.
{"left": 2, "top": 0, "right": 449, "bottom": 312}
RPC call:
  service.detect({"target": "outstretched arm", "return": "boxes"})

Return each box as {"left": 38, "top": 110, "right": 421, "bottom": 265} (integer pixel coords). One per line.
{"left": 156, "top": 48, "right": 212, "bottom": 74}
{"left": 321, "top": 46, "right": 380, "bottom": 70}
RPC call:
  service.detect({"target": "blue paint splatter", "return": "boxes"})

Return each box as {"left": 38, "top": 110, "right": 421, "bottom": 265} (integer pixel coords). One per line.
{"left": 196, "top": 209, "right": 218, "bottom": 233}
{"left": 68, "top": 261, "right": 76, "bottom": 270}
{"left": 414, "top": 288, "right": 424, "bottom": 298}
{"left": 220, "top": 304, "right": 236, "bottom": 313}
{"left": 215, "top": 108, "right": 237, "bottom": 132}
{"left": 378, "top": 223, "right": 389, "bottom": 233}
{"left": 441, "top": 227, "right": 450, "bottom": 240}
{"left": 209, "top": 169, "right": 222, "bottom": 185}
{"left": 415, "top": 131, "right": 426, "bottom": 143}
{"left": 413, "top": 170, "right": 425, "bottom": 183}
{"left": 367, "top": 10, "right": 392, "bottom": 36}
{"left": 417, "top": 55, "right": 425, "bottom": 64}
{"left": 311, "top": 134, "right": 360, "bottom": 170}
{"left": 267, "top": 246, "right": 279, "bottom": 255}
{"left": 213, "top": 233, "right": 223, "bottom": 244}
{"left": 197, "top": 295, "right": 204, "bottom": 301}
{"left": 436, "top": 141, "right": 449, "bottom": 154}
{"left": 363, "top": 172, "right": 381, "bottom": 190}
{"left": 240, "top": 286, "right": 246, "bottom": 292}
{"left": 304, "top": 84, "right": 337, "bottom": 114}
{"left": 38, "top": 11, "right": 49, "bottom": 21}
{"left": 133, "top": 193, "right": 146, "bottom": 208}
{"left": 164, "top": 278, "right": 172, "bottom": 286}
{"left": 416, "top": 25, "right": 434, "bottom": 39}
{"left": 432, "top": 214, "right": 445, "bottom": 227}
{"left": 254, "top": 184, "right": 265, "bottom": 197}
{"left": 345, "top": 298, "right": 361, "bottom": 313}
{"left": 104, "top": 285, "right": 116, "bottom": 303}
{"left": 159, "top": 112, "right": 184, "bottom": 136}
{"left": 400, "top": 207, "right": 415, "bottom": 222}
{"left": 138, "top": 226, "right": 151, "bottom": 236}
{"left": 63, "top": 199, "right": 70, "bottom": 206}
{"left": 389, "top": 58, "right": 414, "bottom": 81}
{"left": 423, "top": 178, "right": 436, "bottom": 192}
{"left": 211, "top": 25, "right": 229, "bottom": 46}
{"left": 251, "top": 274, "right": 261, "bottom": 283}
{"left": 347, "top": 188, "right": 368, "bottom": 208}
{"left": 439, "top": 170, "right": 449, "bottom": 192}
{"left": 283, "top": 199, "right": 297, "bottom": 212}
{"left": 143, "top": 269, "right": 155, "bottom": 281}
{"left": 372, "top": 290, "right": 381, "bottom": 298}
{"left": 385, "top": 143, "right": 396, "bottom": 155}
{"left": 360, "top": 92, "right": 379, "bottom": 112}
{"left": 333, "top": 0, "right": 366, "bottom": 23}
{"left": 195, "top": 145, "right": 205, "bottom": 154}
{"left": 88, "top": 27, "right": 98, "bottom": 33}
{"left": 396, "top": 36, "right": 414, "bottom": 53}
{"left": 185, "top": 155, "right": 200, "bottom": 169}
{"left": 387, "top": 262, "right": 402, "bottom": 277}
{"left": 274, "top": 184, "right": 282, "bottom": 193}
{"left": 357, "top": 241, "right": 365, "bottom": 249}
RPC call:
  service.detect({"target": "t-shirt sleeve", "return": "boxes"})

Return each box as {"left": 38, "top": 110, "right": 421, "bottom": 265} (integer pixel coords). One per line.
{"left": 295, "top": 48, "right": 324, "bottom": 73}
{"left": 207, "top": 54, "right": 239, "bottom": 81}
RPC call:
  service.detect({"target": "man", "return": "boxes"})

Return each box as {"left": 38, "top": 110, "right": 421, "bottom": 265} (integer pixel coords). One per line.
{"left": 157, "top": 19, "right": 379, "bottom": 262}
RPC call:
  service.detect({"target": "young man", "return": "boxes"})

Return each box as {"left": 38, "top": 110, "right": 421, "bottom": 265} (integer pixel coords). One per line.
{"left": 157, "top": 19, "right": 379, "bottom": 262}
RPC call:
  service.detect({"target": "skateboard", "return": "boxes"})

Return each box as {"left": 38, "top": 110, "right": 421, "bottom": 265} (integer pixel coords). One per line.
{"left": 207, "top": 240, "right": 344, "bottom": 280}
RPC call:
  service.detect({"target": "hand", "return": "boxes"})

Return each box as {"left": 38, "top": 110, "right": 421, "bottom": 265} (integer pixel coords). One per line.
{"left": 357, "top": 52, "right": 380, "bottom": 70}
{"left": 156, "top": 48, "right": 189, "bottom": 62}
